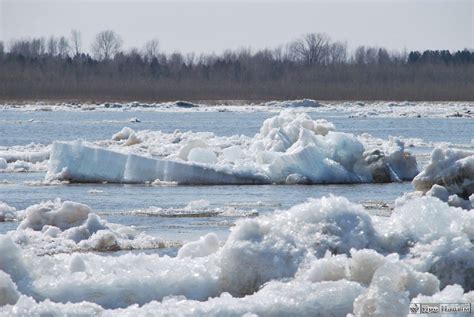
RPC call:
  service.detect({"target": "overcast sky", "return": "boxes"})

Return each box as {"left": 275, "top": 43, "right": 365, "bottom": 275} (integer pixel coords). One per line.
{"left": 0, "top": 0, "right": 472, "bottom": 54}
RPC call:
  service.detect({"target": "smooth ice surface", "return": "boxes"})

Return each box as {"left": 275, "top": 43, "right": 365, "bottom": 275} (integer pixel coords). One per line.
{"left": 46, "top": 141, "right": 266, "bottom": 184}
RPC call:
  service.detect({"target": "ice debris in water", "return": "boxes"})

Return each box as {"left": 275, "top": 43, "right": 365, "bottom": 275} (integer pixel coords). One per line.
{"left": 111, "top": 127, "right": 141, "bottom": 146}
{"left": 0, "top": 144, "right": 50, "bottom": 172}
{"left": 413, "top": 147, "right": 473, "bottom": 198}
{"left": 46, "top": 111, "right": 419, "bottom": 184}
{"left": 5, "top": 200, "right": 164, "bottom": 254}
{"left": 0, "top": 202, "right": 16, "bottom": 222}
{"left": 3, "top": 100, "right": 474, "bottom": 118}
{"left": 2, "top": 195, "right": 474, "bottom": 315}
{"left": 0, "top": 158, "right": 7, "bottom": 169}
{"left": 0, "top": 271, "right": 20, "bottom": 306}
{"left": 413, "top": 147, "right": 473, "bottom": 209}
{"left": 177, "top": 233, "right": 220, "bottom": 259}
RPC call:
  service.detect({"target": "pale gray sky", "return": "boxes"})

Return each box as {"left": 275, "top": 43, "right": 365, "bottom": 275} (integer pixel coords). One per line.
{"left": 0, "top": 0, "right": 472, "bottom": 54}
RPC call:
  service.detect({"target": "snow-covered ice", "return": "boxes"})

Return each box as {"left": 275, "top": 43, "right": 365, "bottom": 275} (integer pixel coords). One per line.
{"left": 413, "top": 147, "right": 473, "bottom": 209}
{"left": 3, "top": 200, "right": 166, "bottom": 255}
{"left": 413, "top": 147, "right": 473, "bottom": 198}
{"left": 0, "top": 202, "right": 16, "bottom": 222}
{"left": 0, "top": 144, "right": 50, "bottom": 172}
{"left": 46, "top": 111, "right": 419, "bottom": 184}
{"left": 1, "top": 194, "right": 474, "bottom": 315}
{"left": 2, "top": 101, "right": 474, "bottom": 316}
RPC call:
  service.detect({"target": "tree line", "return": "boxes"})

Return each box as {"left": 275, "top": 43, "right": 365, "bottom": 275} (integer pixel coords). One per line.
{"left": 0, "top": 30, "right": 473, "bottom": 102}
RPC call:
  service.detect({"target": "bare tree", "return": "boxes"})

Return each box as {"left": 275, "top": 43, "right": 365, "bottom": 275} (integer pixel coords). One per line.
{"left": 143, "top": 39, "right": 159, "bottom": 60}
{"left": 365, "top": 47, "right": 378, "bottom": 65}
{"left": 377, "top": 48, "right": 391, "bottom": 65}
{"left": 329, "top": 41, "right": 347, "bottom": 64}
{"left": 91, "top": 30, "right": 122, "bottom": 60}
{"left": 57, "top": 36, "right": 70, "bottom": 57}
{"left": 9, "top": 39, "right": 26, "bottom": 56}
{"left": 290, "top": 33, "right": 330, "bottom": 65}
{"left": 70, "top": 29, "right": 82, "bottom": 56}
{"left": 47, "top": 36, "right": 58, "bottom": 56}
{"left": 185, "top": 52, "right": 195, "bottom": 66}
{"left": 272, "top": 45, "right": 284, "bottom": 62}
{"left": 354, "top": 46, "right": 366, "bottom": 64}
{"left": 9, "top": 38, "right": 45, "bottom": 57}
{"left": 29, "top": 38, "right": 44, "bottom": 56}
{"left": 169, "top": 52, "right": 184, "bottom": 76}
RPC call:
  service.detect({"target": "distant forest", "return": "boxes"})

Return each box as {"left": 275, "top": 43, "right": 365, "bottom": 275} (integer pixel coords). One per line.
{"left": 0, "top": 30, "right": 473, "bottom": 102}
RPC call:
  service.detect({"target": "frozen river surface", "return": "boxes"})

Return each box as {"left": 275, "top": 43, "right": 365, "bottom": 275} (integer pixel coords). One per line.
{"left": 1, "top": 109, "right": 472, "bottom": 242}
{"left": 1, "top": 103, "right": 474, "bottom": 316}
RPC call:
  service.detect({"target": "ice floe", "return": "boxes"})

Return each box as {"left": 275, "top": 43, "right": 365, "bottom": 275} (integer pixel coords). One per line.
{"left": 413, "top": 147, "right": 473, "bottom": 209}
{"left": 413, "top": 147, "right": 473, "bottom": 198}
{"left": 0, "top": 144, "right": 50, "bottom": 172}
{"left": 0, "top": 202, "right": 16, "bottom": 222}
{"left": 126, "top": 199, "right": 258, "bottom": 218}
{"left": 46, "top": 111, "right": 419, "bottom": 184}
{"left": 3, "top": 200, "right": 166, "bottom": 255}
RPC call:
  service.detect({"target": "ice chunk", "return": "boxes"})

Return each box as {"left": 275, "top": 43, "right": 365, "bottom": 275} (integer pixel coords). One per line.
{"left": 285, "top": 173, "right": 310, "bottom": 184}
{"left": 123, "top": 133, "right": 140, "bottom": 146}
{"left": 0, "top": 280, "right": 363, "bottom": 316}
{"left": 384, "top": 137, "right": 419, "bottom": 181}
{"left": 184, "top": 199, "right": 210, "bottom": 210}
{"left": 178, "top": 139, "right": 208, "bottom": 161}
{"left": 46, "top": 111, "right": 418, "bottom": 185}
{"left": 413, "top": 148, "right": 474, "bottom": 198}
{"left": 188, "top": 148, "right": 218, "bottom": 164}
{"left": 378, "top": 196, "right": 474, "bottom": 290}
{"left": 178, "top": 233, "right": 219, "bottom": 259}
{"left": 111, "top": 127, "right": 140, "bottom": 146}
{"left": 349, "top": 249, "right": 387, "bottom": 285}
{"left": 412, "top": 285, "right": 474, "bottom": 309}
{"left": 2, "top": 194, "right": 472, "bottom": 313}
{"left": 0, "top": 202, "right": 16, "bottom": 222}
{"left": 0, "top": 296, "right": 103, "bottom": 315}
{"left": 69, "top": 255, "right": 87, "bottom": 273}
{"left": 299, "top": 252, "right": 348, "bottom": 283}
{"left": 112, "top": 127, "right": 135, "bottom": 141}
{"left": 426, "top": 184, "right": 450, "bottom": 202}
{"left": 353, "top": 263, "right": 410, "bottom": 317}
{"left": 0, "top": 150, "right": 50, "bottom": 163}
{"left": 18, "top": 201, "right": 90, "bottom": 231}
{"left": 0, "top": 158, "right": 7, "bottom": 169}
{"left": 0, "top": 271, "right": 20, "bottom": 306}
{"left": 448, "top": 194, "right": 472, "bottom": 210}
{"left": 11, "top": 200, "right": 164, "bottom": 254}
{"left": 219, "top": 195, "right": 375, "bottom": 296}
{"left": 267, "top": 144, "right": 363, "bottom": 184}
{"left": 47, "top": 141, "right": 269, "bottom": 184}
{"left": 222, "top": 145, "right": 245, "bottom": 161}
{"left": 0, "top": 236, "right": 29, "bottom": 285}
